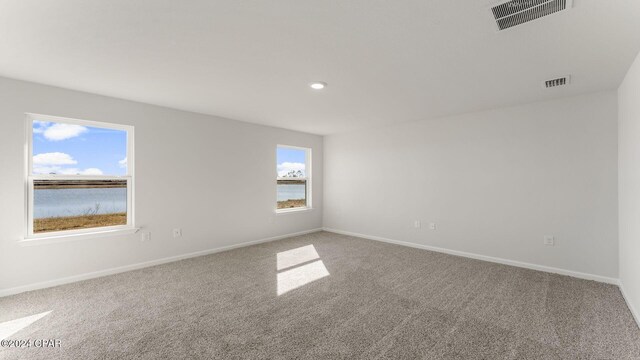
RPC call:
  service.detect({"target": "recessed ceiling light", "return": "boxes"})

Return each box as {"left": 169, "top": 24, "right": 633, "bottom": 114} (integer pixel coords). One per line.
{"left": 310, "top": 82, "right": 327, "bottom": 90}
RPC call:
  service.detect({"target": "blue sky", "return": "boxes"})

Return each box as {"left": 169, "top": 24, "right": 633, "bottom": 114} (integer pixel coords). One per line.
{"left": 277, "top": 147, "right": 306, "bottom": 177}
{"left": 32, "top": 120, "right": 127, "bottom": 176}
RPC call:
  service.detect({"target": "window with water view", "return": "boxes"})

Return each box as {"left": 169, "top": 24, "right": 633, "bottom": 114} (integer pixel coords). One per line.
{"left": 277, "top": 146, "right": 310, "bottom": 210}
{"left": 28, "top": 114, "right": 133, "bottom": 235}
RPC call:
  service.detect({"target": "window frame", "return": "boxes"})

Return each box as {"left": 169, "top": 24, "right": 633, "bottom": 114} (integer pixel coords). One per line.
{"left": 24, "top": 113, "right": 135, "bottom": 240}
{"left": 276, "top": 144, "right": 312, "bottom": 213}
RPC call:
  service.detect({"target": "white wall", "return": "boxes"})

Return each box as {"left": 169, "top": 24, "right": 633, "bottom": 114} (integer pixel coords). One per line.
{"left": 0, "top": 77, "right": 323, "bottom": 293}
{"left": 324, "top": 91, "right": 618, "bottom": 279}
{"left": 619, "top": 51, "right": 640, "bottom": 322}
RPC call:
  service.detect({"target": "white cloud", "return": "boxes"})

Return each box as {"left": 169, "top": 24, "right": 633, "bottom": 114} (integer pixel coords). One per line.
{"left": 80, "top": 168, "right": 103, "bottom": 175}
{"left": 54, "top": 168, "right": 80, "bottom": 175}
{"left": 33, "top": 152, "right": 77, "bottom": 166}
{"left": 32, "top": 121, "right": 50, "bottom": 134}
{"left": 53, "top": 168, "right": 104, "bottom": 175}
{"left": 33, "top": 166, "right": 104, "bottom": 175}
{"left": 33, "top": 166, "right": 63, "bottom": 175}
{"left": 58, "top": 168, "right": 104, "bottom": 175}
{"left": 118, "top": 157, "right": 127, "bottom": 168}
{"left": 32, "top": 152, "right": 102, "bottom": 175}
{"left": 43, "top": 123, "right": 88, "bottom": 141}
{"left": 277, "top": 162, "right": 306, "bottom": 177}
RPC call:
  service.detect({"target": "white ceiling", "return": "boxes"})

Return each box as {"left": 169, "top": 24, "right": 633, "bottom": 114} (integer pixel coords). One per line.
{"left": 1, "top": 0, "right": 639, "bottom": 135}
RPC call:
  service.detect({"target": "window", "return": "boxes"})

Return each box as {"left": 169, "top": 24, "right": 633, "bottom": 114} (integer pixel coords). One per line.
{"left": 276, "top": 145, "right": 311, "bottom": 211}
{"left": 26, "top": 114, "right": 134, "bottom": 237}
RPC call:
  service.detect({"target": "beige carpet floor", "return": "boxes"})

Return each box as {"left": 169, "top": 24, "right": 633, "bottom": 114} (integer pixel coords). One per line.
{"left": 1, "top": 231, "right": 639, "bottom": 359}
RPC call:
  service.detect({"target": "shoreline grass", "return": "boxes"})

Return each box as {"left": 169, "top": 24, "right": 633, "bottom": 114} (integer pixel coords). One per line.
{"left": 277, "top": 199, "right": 306, "bottom": 209}
{"left": 34, "top": 179, "right": 127, "bottom": 189}
{"left": 34, "top": 213, "right": 127, "bottom": 233}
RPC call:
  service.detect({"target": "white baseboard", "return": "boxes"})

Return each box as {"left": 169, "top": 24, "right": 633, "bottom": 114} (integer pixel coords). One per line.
{"left": 322, "top": 227, "right": 620, "bottom": 285}
{"left": 0, "top": 228, "right": 323, "bottom": 298}
{"left": 619, "top": 282, "right": 640, "bottom": 329}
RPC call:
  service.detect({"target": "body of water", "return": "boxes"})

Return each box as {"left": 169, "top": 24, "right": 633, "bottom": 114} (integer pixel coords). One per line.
{"left": 34, "top": 188, "right": 127, "bottom": 219}
{"left": 277, "top": 184, "right": 305, "bottom": 201}
{"left": 34, "top": 185, "right": 301, "bottom": 219}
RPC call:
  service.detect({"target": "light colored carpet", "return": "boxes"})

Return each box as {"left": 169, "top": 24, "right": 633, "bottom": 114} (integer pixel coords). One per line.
{"left": 1, "top": 231, "right": 639, "bottom": 359}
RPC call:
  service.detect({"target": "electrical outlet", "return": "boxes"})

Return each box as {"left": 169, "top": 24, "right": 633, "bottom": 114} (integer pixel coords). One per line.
{"left": 141, "top": 232, "right": 151, "bottom": 242}
{"left": 429, "top": 223, "right": 436, "bottom": 230}
{"left": 173, "top": 228, "right": 182, "bottom": 238}
{"left": 414, "top": 220, "right": 421, "bottom": 228}
{"left": 544, "top": 235, "right": 555, "bottom": 246}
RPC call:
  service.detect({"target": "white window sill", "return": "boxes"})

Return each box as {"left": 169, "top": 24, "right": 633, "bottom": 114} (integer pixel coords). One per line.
{"left": 20, "top": 228, "right": 140, "bottom": 246}
{"left": 276, "top": 207, "right": 314, "bottom": 215}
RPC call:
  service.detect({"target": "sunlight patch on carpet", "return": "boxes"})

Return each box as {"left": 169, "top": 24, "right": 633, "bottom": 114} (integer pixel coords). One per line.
{"left": 277, "top": 244, "right": 320, "bottom": 271}
{"left": 0, "top": 311, "right": 52, "bottom": 340}
{"left": 277, "top": 260, "right": 329, "bottom": 295}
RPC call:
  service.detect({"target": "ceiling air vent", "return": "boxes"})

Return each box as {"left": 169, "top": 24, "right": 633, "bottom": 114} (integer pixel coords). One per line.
{"left": 544, "top": 76, "right": 571, "bottom": 88}
{"left": 491, "top": 0, "right": 573, "bottom": 31}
